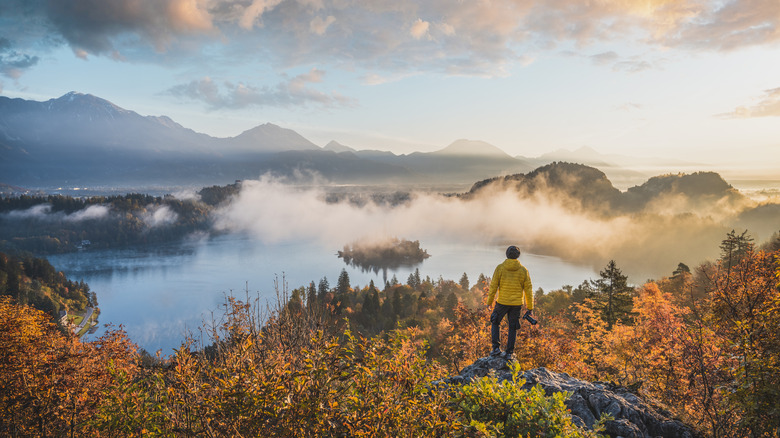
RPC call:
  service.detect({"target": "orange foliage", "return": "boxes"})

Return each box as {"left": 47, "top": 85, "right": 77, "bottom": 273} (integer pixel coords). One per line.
{"left": 0, "top": 296, "right": 137, "bottom": 436}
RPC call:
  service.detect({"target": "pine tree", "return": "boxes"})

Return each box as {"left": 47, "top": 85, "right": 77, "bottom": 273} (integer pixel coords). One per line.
{"left": 318, "top": 277, "right": 330, "bottom": 302}
{"left": 589, "top": 260, "right": 635, "bottom": 328}
{"left": 407, "top": 268, "right": 421, "bottom": 290}
{"left": 477, "top": 273, "right": 488, "bottom": 288}
{"left": 719, "top": 229, "right": 754, "bottom": 269}
{"left": 336, "top": 269, "right": 351, "bottom": 295}
{"left": 459, "top": 272, "right": 470, "bottom": 290}
{"left": 307, "top": 281, "right": 317, "bottom": 308}
{"left": 672, "top": 262, "right": 690, "bottom": 277}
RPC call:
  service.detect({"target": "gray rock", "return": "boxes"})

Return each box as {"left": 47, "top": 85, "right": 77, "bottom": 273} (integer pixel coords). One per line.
{"left": 441, "top": 358, "right": 700, "bottom": 438}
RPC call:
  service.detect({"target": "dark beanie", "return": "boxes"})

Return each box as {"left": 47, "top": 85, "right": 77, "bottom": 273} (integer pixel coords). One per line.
{"left": 506, "top": 245, "right": 520, "bottom": 259}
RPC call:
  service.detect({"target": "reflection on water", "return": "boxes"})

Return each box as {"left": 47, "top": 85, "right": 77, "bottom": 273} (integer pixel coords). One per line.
{"left": 48, "top": 234, "right": 596, "bottom": 354}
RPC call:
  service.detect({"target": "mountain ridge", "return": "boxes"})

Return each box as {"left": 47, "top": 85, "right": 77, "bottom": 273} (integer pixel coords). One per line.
{"left": 0, "top": 92, "right": 535, "bottom": 187}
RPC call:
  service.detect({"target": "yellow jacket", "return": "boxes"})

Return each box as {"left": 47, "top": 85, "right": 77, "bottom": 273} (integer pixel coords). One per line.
{"left": 487, "top": 259, "right": 533, "bottom": 309}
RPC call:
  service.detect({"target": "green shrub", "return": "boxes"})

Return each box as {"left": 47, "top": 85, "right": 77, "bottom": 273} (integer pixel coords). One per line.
{"left": 453, "top": 361, "right": 606, "bottom": 438}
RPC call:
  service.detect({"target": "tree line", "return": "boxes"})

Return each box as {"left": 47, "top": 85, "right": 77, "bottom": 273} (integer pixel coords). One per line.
{"left": 0, "top": 251, "right": 95, "bottom": 317}
{"left": 0, "top": 190, "right": 226, "bottom": 254}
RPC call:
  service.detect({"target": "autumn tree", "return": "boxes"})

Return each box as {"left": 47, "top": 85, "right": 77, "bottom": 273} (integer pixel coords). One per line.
{"left": 708, "top": 245, "right": 779, "bottom": 436}
{"left": 0, "top": 296, "right": 137, "bottom": 436}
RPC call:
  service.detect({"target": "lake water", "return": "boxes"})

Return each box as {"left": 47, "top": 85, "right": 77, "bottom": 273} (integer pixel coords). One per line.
{"left": 48, "top": 233, "right": 596, "bottom": 354}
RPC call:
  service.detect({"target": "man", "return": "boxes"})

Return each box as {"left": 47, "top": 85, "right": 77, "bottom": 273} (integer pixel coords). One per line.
{"left": 487, "top": 245, "right": 534, "bottom": 360}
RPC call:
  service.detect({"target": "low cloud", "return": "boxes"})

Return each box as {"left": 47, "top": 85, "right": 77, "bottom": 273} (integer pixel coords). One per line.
{"left": 165, "top": 70, "right": 355, "bottom": 109}
{"left": 213, "top": 174, "right": 749, "bottom": 278}
{"left": 142, "top": 205, "right": 179, "bottom": 227}
{"left": 4, "top": 204, "right": 110, "bottom": 222}
{"left": 720, "top": 87, "right": 780, "bottom": 118}
{"left": 4, "top": 204, "right": 53, "bottom": 220}
{"left": 64, "top": 205, "right": 111, "bottom": 222}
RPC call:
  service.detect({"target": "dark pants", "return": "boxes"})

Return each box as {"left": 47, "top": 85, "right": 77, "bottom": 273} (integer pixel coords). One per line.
{"left": 491, "top": 303, "right": 523, "bottom": 354}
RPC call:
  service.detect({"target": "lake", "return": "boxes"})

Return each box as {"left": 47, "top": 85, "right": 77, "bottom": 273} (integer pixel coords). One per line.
{"left": 48, "top": 233, "right": 596, "bottom": 354}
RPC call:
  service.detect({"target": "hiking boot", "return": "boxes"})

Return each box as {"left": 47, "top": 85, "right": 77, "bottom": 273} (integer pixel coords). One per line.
{"left": 489, "top": 347, "right": 502, "bottom": 357}
{"left": 502, "top": 352, "right": 515, "bottom": 361}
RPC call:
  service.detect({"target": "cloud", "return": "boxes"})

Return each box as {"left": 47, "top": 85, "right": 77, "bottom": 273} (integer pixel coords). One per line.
{"left": 212, "top": 174, "right": 744, "bottom": 277}
{"left": 142, "top": 205, "right": 179, "bottom": 227}
{"left": 720, "top": 87, "right": 780, "bottom": 118}
{"left": 3, "top": 204, "right": 110, "bottom": 222}
{"left": 587, "top": 50, "right": 657, "bottom": 73}
{"left": 4, "top": 204, "right": 52, "bottom": 219}
{"left": 663, "top": 0, "right": 780, "bottom": 51}
{"left": 165, "top": 69, "right": 355, "bottom": 109}
{"left": 239, "top": 0, "right": 285, "bottom": 30}
{"left": 0, "top": 37, "right": 40, "bottom": 79}
{"left": 310, "top": 15, "right": 336, "bottom": 35}
{"left": 4, "top": 0, "right": 780, "bottom": 81}
{"left": 51, "top": 0, "right": 215, "bottom": 55}
{"left": 64, "top": 205, "right": 111, "bottom": 222}
{"left": 590, "top": 51, "right": 619, "bottom": 65}
{"left": 410, "top": 18, "right": 430, "bottom": 40}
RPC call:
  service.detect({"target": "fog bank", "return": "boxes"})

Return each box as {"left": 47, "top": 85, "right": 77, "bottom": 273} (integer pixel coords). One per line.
{"left": 212, "top": 176, "right": 753, "bottom": 279}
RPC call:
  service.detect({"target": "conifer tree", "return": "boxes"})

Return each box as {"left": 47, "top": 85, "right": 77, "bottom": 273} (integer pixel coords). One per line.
{"left": 719, "top": 229, "right": 754, "bottom": 269}
{"left": 407, "top": 268, "right": 421, "bottom": 290}
{"left": 459, "top": 272, "right": 470, "bottom": 290}
{"left": 336, "top": 269, "right": 351, "bottom": 295}
{"left": 307, "top": 281, "right": 317, "bottom": 307}
{"left": 589, "top": 260, "right": 635, "bottom": 329}
{"left": 318, "top": 277, "right": 330, "bottom": 301}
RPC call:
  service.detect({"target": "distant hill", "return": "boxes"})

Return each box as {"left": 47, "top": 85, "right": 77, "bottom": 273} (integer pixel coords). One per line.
{"left": 522, "top": 146, "right": 704, "bottom": 189}
{"left": 323, "top": 140, "right": 357, "bottom": 153}
{"left": 0, "top": 92, "right": 533, "bottom": 188}
{"left": 432, "top": 139, "right": 512, "bottom": 158}
{"left": 228, "top": 123, "right": 320, "bottom": 152}
{"left": 465, "top": 162, "right": 749, "bottom": 216}
{"left": 465, "top": 162, "right": 623, "bottom": 214}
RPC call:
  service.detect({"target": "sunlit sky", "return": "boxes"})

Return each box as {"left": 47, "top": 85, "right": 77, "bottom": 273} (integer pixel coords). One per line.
{"left": 1, "top": 0, "right": 780, "bottom": 174}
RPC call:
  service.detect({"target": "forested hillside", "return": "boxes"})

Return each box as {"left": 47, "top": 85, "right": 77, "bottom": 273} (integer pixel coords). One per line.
{"left": 0, "top": 189, "right": 227, "bottom": 254}
{"left": 0, "top": 251, "right": 95, "bottom": 317}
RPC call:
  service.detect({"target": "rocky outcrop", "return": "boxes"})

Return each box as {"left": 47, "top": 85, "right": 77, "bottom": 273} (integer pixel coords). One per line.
{"left": 444, "top": 357, "right": 699, "bottom": 438}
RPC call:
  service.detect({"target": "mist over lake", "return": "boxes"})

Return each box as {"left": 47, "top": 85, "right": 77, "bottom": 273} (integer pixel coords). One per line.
{"left": 48, "top": 233, "right": 596, "bottom": 353}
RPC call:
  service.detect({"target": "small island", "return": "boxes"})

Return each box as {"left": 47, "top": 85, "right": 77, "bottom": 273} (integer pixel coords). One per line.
{"left": 338, "top": 238, "right": 430, "bottom": 274}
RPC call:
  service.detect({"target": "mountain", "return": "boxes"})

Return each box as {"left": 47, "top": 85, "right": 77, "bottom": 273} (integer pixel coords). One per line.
{"left": 350, "top": 139, "right": 533, "bottom": 184}
{"left": 323, "top": 140, "right": 357, "bottom": 153}
{"left": 228, "top": 123, "right": 320, "bottom": 152}
{"left": 0, "top": 92, "right": 538, "bottom": 188}
{"left": 536, "top": 146, "right": 614, "bottom": 167}
{"left": 432, "top": 139, "right": 511, "bottom": 157}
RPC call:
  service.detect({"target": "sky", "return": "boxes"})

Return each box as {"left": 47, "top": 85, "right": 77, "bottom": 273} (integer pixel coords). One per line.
{"left": 1, "top": 0, "right": 780, "bottom": 174}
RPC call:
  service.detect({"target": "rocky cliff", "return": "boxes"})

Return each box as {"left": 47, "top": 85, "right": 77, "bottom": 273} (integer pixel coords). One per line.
{"left": 444, "top": 357, "right": 699, "bottom": 438}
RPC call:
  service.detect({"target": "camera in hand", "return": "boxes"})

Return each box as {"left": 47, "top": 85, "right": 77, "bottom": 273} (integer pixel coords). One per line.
{"left": 523, "top": 310, "right": 538, "bottom": 325}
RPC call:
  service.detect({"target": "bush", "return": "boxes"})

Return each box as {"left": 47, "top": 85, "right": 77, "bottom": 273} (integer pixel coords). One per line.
{"left": 453, "top": 361, "right": 606, "bottom": 438}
